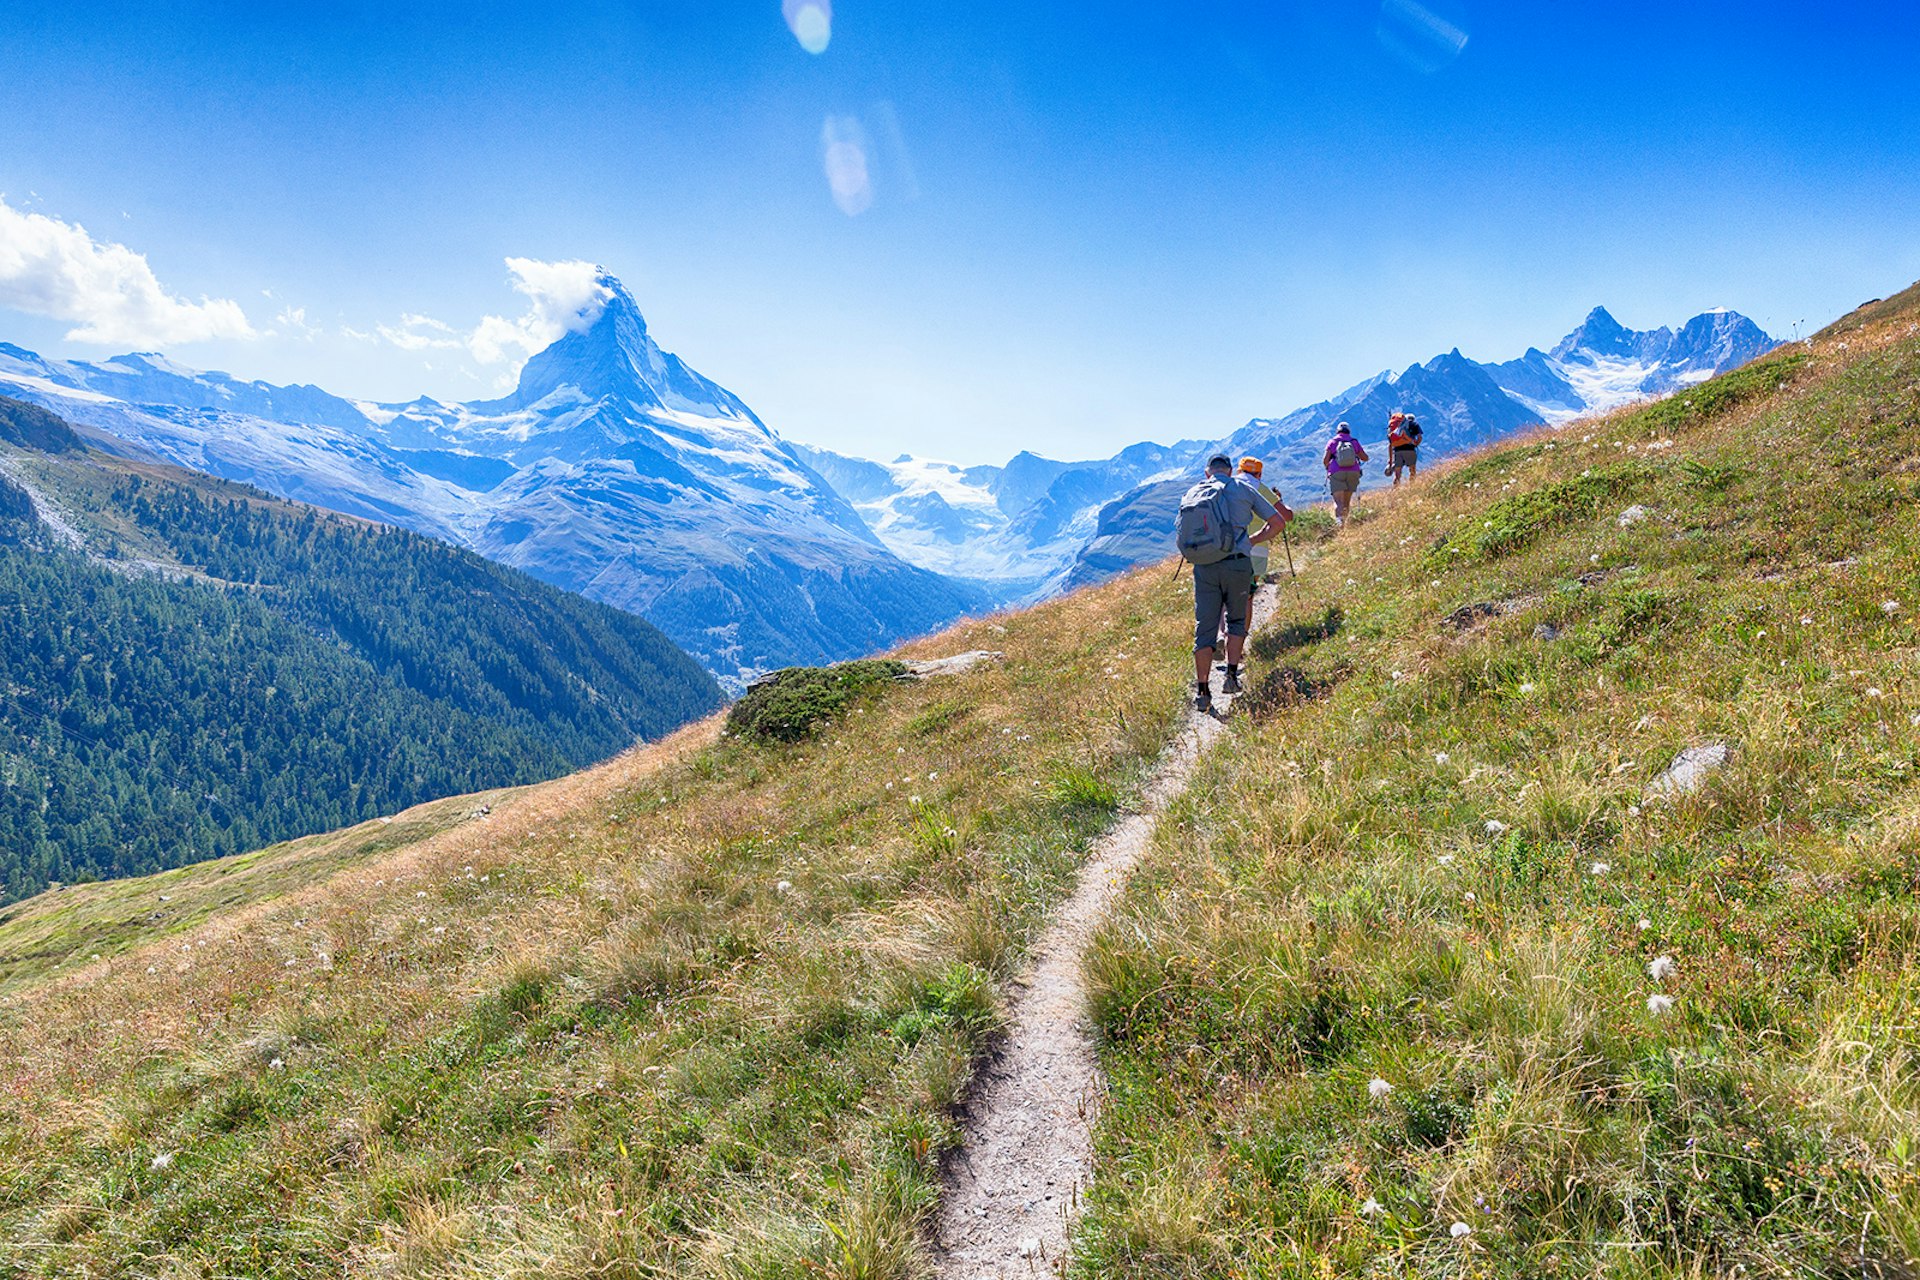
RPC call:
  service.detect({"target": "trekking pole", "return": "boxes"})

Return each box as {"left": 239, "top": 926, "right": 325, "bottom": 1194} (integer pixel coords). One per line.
{"left": 1279, "top": 520, "right": 1298, "bottom": 584}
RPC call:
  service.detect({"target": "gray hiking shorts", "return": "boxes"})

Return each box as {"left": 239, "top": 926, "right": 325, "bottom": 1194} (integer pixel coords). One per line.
{"left": 1193, "top": 555, "right": 1254, "bottom": 652}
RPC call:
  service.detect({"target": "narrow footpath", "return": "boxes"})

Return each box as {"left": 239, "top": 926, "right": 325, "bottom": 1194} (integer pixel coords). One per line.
{"left": 930, "top": 583, "right": 1279, "bottom": 1280}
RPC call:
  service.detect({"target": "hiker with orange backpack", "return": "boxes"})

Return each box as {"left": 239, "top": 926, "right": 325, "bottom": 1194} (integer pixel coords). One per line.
{"left": 1323, "top": 422, "right": 1368, "bottom": 528}
{"left": 1386, "top": 411, "right": 1423, "bottom": 485}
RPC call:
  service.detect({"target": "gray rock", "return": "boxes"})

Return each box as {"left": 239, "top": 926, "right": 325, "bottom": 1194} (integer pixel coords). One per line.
{"left": 1647, "top": 743, "right": 1730, "bottom": 797}
{"left": 1533, "top": 622, "right": 1561, "bottom": 642}
{"left": 1617, "top": 504, "right": 1650, "bottom": 528}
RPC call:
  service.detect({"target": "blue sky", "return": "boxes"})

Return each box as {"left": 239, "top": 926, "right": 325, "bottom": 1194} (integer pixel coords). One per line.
{"left": 1, "top": 0, "right": 1917, "bottom": 464}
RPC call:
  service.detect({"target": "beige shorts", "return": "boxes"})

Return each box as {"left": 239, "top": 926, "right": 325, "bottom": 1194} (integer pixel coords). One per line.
{"left": 1329, "top": 470, "right": 1361, "bottom": 495}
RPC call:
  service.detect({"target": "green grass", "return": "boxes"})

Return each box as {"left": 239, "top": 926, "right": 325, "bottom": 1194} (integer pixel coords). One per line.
{"left": 0, "top": 563, "right": 1197, "bottom": 1278}
{"left": 1077, "top": 303, "right": 1920, "bottom": 1278}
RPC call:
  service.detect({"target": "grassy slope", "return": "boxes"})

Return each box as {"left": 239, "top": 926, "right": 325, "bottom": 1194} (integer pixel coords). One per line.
{"left": 0, "top": 790, "right": 508, "bottom": 996}
{"left": 1079, "top": 293, "right": 1920, "bottom": 1277}
{"left": 0, "top": 563, "right": 1198, "bottom": 1278}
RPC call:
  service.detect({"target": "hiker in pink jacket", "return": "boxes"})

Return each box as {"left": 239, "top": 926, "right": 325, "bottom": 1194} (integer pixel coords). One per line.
{"left": 1323, "top": 421, "right": 1369, "bottom": 528}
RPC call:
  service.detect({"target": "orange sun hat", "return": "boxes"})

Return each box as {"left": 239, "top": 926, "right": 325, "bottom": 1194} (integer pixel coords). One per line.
{"left": 1238, "top": 457, "right": 1264, "bottom": 478}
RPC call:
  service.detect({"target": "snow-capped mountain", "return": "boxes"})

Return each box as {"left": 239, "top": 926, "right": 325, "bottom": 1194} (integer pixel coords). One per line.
{"left": 0, "top": 274, "right": 981, "bottom": 687}
{"left": 1487, "top": 306, "right": 1775, "bottom": 422}
{"left": 801, "top": 305, "right": 1775, "bottom": 596}
{"left": 790, "top": 439, "right": 1205, "bottom": 599}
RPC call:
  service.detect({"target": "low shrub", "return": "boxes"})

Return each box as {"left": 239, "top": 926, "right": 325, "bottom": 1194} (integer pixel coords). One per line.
{"left": 726, "top": 660, "right": 908, "bottom": 742}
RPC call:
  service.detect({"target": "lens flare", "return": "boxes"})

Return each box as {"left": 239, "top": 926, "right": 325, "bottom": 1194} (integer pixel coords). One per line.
{"left": 1376, "top": 0, "right": 1469, "bottom": 73}
{"left": 783, "top": 0, "right": 832, "bottom": 54}
{"left": 821, "top": 116, "right": 872, "bottom": 216}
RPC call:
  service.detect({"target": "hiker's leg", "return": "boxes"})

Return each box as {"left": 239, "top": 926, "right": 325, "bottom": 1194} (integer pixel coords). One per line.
{"left": 1193, "top": 564, "right": 1225, "bottom": 682}
{"left": 1222, "top": 562, "right": 1254, "bottom": 664}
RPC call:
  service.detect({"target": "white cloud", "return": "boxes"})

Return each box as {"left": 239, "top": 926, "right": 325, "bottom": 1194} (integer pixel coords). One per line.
{"left": 369, "top": 258, "right": 613, "bottom": 375}
{"left": 272, "top": 305, "right": 319, "bottom": 341}
{"left": 470, "top": 258, "right": 612, "bottom": 363}
{"left": 0, "top": 194, "right": 256, "bottom": 345}
{"left": 377, "top": 312, "right": 463, "bottom": 351}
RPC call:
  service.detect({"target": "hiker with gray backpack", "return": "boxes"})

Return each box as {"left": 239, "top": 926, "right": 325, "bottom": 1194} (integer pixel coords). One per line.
{"left": 1177, "top": 452, "right": 1294, "bottom": 713}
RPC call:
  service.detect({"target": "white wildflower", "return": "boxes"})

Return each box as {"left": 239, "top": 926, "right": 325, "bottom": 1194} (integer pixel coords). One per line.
{"left": 432, "top": 926, "right": 446, "bottom": 935}
{"left": 416, "top": 891, "right": 427, "bottom": 899}
{"left": 1866, "top": 687, "right": 1884, "bottom": 699}
{"left": 146, "top": 965, "right": 156, "bottom": 974}
{"left": 1463, "top": 891, "right": 1477, "bottom": 904}
{"left": 1637, "top": 918, "right": 1652, "bottom": 931}
{"left": 1437, "top": 854, "right": 1456, "bottom": 866}
{"left": 1391, "top": 670, "right": 1404, "bottom": 681}
{"left": 897, "top": 746, "right": 906, "bottom": 754}
{"left": 1361, "top": 1197, "right": 1385, "bottom": 1217}
{"left": 1883, "top": 600, "right": 1902, "bottom": 615}
{"left": 1590, "top": 861, "right": 1610, "bottom": 876}
{"left": 928, "top": 771, "right": 938, "bottom": 780}
{"left": 910, "top": 795, "right": 923, "bottom": 805}
{"left": 1517, "top": 682, "right": 1534, "bottom": 695}
{"left": 1435, "top": 752, "right": 1450, "bottom": 765}
{"left": 1648, "top": 955, "right": 1677, "bottom": 982}
{"left": 1431, "top": 579, "right": 1442, "bottom": 588}
{"left": 1485, "top": 819, "right": 1508, "bottom": 835}
{"left": 284, "top": 958, "right": 297, "bottom": 967}
{"left": 1368, "top": 1077, "right": 1393, "bottom": 1100}
{"left": 1647, "top": 993, "right": 1674, "bottom": 1015}
{"left": 150, "top": 1152, "right": 173, "bottom": 1171}
{"left": 1590, "top": 554, "right": 1601, "bottom": 564}
{"left": 268, "top": 1057, "right": 285, "bottom": 1071}
{"left": 1450, "top": 1222, "right": 1472, "bottom": 1238}
{"left": 776, "top": 880, "right": 793, "bottom": 894}
{"left": 1627, "top": 805, "right": 1642, "bottom": 818}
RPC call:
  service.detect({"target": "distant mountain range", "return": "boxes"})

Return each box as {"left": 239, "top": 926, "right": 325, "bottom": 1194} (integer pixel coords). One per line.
{"left": 0, "top": 393, "right": 720, "bottom": 901}
{"left": 0, "top": 274, "right": 979, "bottom": 688}
{"left": 803, "top": 305, "right": 1775, "bottom": 595}
{"left": 0, "top": 292, "right": 1772, "bottom": 668}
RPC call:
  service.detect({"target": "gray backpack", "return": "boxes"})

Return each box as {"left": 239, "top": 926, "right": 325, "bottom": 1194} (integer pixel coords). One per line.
{"left": 1176, "top": 477, "right": 1238, "bottom": 565}
{"left": 1333, "top": 435, "right": 1359, "bottom": 469}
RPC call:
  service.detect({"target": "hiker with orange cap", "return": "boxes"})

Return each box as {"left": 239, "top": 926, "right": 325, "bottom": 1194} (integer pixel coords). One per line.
{"left": 1237, "top": 457, "right": 1284, "bottom": 582}
{"left": 1386, "top": 411, "right": 1423, "bottom": 486}
{"left": 1323, "top": 421, "right": 1368, "bottom": 528}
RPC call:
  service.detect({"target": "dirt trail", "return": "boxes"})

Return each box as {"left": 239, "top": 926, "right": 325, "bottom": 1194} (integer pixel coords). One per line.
{"left": 930, "top": 583, "right": 1278, "bottom": 1279}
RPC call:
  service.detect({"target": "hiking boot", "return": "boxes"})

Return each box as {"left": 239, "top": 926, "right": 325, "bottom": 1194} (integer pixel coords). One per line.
{"left": 1194, "top": 682, "right": 1213, "bottom": 713}
{"left": 1222, "top": 665, "right": 1243, "bottom": 694}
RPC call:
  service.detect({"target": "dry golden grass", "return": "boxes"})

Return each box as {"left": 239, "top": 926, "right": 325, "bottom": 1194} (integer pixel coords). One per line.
{"left": 0, "top": 557, "right": 1200, "bottom": 1277}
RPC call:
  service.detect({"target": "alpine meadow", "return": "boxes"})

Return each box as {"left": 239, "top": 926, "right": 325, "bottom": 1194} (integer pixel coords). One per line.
{"left": 0, "top": 282, "right": 1916, "bottom": 1278}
